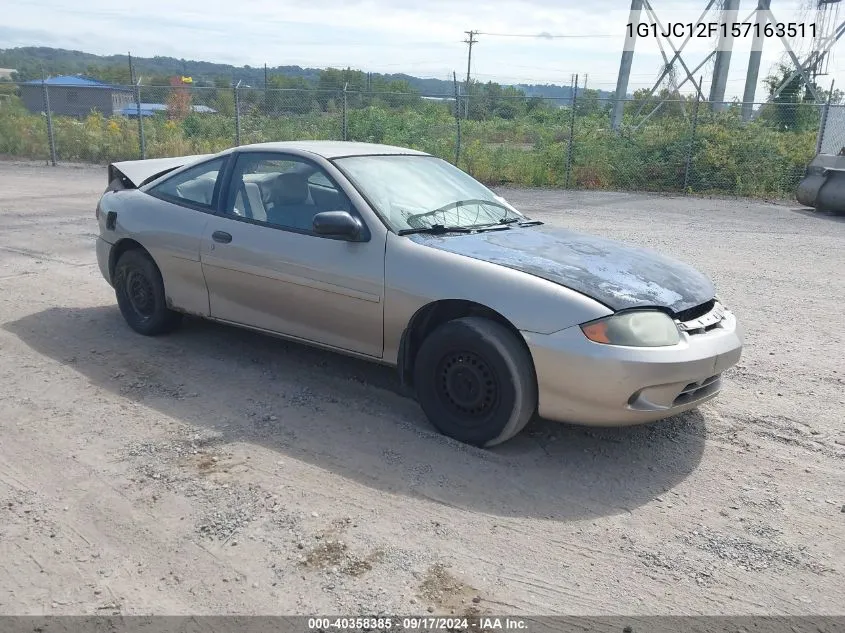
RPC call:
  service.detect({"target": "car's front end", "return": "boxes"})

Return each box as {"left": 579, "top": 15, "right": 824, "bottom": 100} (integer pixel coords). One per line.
{"left": 389, "top": 217, "right": 745, "bottom": 427}
{"left": 331, "top": 149, "right": 744, "bottom": 436}
{"left": 523, "top": 298, "right": 743, "bottom": 426}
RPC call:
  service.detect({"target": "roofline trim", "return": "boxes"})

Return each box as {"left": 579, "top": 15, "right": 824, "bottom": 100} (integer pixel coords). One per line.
{"left": 329, "top": 151, "right": 434, "bottom": 160}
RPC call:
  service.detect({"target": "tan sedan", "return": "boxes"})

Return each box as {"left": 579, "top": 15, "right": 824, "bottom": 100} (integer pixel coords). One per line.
{"left": 95, "top": 141, "right": 743, "bottom": 447}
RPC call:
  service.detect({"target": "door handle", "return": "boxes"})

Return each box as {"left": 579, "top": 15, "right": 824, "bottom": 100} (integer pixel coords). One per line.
{"left": 212, "top": 231, "right": 232, "bottom": 244}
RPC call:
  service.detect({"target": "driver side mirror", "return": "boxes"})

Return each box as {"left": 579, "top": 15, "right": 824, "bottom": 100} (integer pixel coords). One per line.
{"left": 312, "top": 210, "right": 362, "bottom": 240}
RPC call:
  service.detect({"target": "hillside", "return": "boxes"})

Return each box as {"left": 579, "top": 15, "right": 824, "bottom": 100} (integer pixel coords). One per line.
{"left": 0, "top": 46, "right": 613, "bottom": 100}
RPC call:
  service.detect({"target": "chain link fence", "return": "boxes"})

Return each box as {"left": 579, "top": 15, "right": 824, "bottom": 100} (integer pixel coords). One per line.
{"left": 817, "top": 103, "right": 845, "bottom": 155}
{"left": 0, "top": 79, "right": 827, "bottom": 199}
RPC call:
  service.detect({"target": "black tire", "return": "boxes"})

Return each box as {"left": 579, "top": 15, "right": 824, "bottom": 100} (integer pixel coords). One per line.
{"left": 413, "top": 316, "right": 537, "bottom": 447}
{"left": 113, "top": 249, "right": 182, "bottom": 336}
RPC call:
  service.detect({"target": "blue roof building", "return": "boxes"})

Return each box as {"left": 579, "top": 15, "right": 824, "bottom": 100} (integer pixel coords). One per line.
{"left": 23, "top": 75, "right": 117, "bottom": 88}
{"left": 20, "top": 74, "right": 134, "bottom": 117}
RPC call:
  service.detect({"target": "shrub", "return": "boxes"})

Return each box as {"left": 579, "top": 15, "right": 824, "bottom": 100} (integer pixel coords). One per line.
{"left": 0, "top": 95, "right": 816, "bottom": 198}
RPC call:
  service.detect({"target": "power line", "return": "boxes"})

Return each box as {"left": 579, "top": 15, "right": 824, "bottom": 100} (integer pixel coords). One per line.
{"left": 477, "top": 31, "right": 616, "bottom": 39}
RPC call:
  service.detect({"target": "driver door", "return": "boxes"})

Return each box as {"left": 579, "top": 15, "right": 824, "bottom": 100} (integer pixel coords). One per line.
{"left": 199, "top": 152, "right": 386, "bottom": 358}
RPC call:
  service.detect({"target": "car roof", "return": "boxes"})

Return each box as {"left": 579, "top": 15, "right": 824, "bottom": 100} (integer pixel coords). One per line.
{"left": 234, "top": 140, "right": 431, "bottom": 159}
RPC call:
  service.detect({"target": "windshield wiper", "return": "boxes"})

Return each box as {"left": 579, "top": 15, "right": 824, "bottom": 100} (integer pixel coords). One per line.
{"left": 473, "top": 216, "right": 525, "bottom": 231}
{"left": 405, "top": 199, "right": 517, "bottom": 225}
{"left": 397, "top": 224, "right": 474, "bottom": 236}
{"left": 400, "top": 199, "right": 537, "bottom": 234}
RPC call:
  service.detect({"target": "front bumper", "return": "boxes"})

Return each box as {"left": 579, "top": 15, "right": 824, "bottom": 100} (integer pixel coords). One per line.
{"left": 522, "top": 310, "right": 743, "bottom": 426}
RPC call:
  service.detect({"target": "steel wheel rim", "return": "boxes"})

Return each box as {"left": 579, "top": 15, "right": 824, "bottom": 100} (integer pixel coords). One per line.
{"left": 435, "top": 350, "right": 499, "bottom": 421}
{"left": 125, "top": 270, "right": 155, "bottom": 320}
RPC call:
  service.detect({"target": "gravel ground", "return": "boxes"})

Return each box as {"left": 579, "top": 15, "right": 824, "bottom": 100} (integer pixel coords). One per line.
{"left": 0, "top": 160, "right": 843, "bottom": 617}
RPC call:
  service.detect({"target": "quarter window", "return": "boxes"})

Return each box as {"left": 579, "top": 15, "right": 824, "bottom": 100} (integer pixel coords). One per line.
{"left": 149, "top": 157, "right": 227, "bottom": 208}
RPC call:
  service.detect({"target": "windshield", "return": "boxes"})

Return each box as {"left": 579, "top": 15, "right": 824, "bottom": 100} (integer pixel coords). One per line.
{"left": 332, "top": 154, "right": 528, "bottom": 232}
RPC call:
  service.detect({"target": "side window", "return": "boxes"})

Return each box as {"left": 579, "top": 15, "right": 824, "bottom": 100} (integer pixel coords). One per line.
{"left": 308, "top": 171, "right": 332, "bottom": 187}
{"left": 225, "top": 153, "right": 352, "bottom": 233}
{"left": 149, "top": 157, "right": 227, "bottom": 209}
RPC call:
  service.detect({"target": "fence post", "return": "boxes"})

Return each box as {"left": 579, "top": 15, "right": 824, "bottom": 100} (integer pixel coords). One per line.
{"left": 135, "top": 79, "right": 146, "bottom": 159}
{"left": 234, "top": 81, "right": 242, "bottom": 146}
{"left": 683, "top": 76, "right": 703, "bottom": 193}
{"left": 816, "top": 79, "right": 835, "bottom": 155}
{"left": 342, "top": 83, "right": 348, "bottom": 141}
{"left": 453, "top": 72, "right": 462, "bottom": 166}
{"left": 40, "top": 73, "right": 57, "bottom": 166}
{"left": 565, "top": 74, "right": 579, "bottom": 189}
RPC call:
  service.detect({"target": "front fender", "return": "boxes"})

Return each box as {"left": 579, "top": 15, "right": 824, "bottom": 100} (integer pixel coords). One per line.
{"left": 383, "top": 232, "right": 612, "bottom": 364}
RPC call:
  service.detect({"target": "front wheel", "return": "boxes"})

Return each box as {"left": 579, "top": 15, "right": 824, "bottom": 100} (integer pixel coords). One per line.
{"left": 413, "top": 317, "right": 537, "bottom": 447}
{"left": 113, "top": 249, "right": 182, "bottom": 336}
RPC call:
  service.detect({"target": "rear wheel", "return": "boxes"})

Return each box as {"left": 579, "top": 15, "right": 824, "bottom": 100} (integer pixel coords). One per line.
{"left": 113, "top": 249, "right": 182, "bottom": 336}
{"left": 413, "top": 316, "right": 537, "bottom": 447}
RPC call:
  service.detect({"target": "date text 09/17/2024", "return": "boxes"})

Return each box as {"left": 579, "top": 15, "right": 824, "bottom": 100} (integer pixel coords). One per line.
{"left": 627, "top": 21, "right": 816, "bottom": 39}
{"left": 307, "top": 617, "right": 529, "bottom": 630}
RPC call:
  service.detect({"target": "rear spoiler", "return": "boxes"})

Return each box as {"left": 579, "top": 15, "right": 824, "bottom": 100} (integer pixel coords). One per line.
{"left": 106, "top": 154, "right": 213, "bottom": 191}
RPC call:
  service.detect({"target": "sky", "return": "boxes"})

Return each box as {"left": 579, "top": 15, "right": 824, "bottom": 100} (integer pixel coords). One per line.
{"left": 2, "top": 0, "right": 844, "bottom": 101}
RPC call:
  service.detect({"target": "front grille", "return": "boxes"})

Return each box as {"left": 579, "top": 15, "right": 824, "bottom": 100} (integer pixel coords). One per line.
{"left": 676, "top": 299, "right": 727, "bottom": 336}
{"left": 684, "top": 321, "right": 722, "bottom": 335}
{"left": 673, "top": 375, "right": 721, "bottom": 407}
{"left": 674, "top": 299, "right": 716, "bottom": 323}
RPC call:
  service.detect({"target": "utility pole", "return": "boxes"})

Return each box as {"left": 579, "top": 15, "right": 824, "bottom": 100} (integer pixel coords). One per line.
{"left": 463, "top": 30, "right": 478, "bottom": 119}
{"left": 742, "top": 0, "right": 770, "bottom": 121}
{"left": 611, "top": 0, "right": 643, "bottom": 130}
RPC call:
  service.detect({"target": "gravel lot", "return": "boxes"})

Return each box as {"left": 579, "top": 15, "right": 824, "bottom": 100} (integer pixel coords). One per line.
{"left": 0, "top": 160, "right": 843, "bottom": 617}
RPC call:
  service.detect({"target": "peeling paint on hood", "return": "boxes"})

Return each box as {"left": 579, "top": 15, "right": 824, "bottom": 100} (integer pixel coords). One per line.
{"left": 409, "top": 224, "right": 715, "bottom": 314}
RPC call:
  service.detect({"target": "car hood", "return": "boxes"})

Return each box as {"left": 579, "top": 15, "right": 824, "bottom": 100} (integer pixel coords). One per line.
{"left": 409, "top": 225, "right": 715, "bottom": 314}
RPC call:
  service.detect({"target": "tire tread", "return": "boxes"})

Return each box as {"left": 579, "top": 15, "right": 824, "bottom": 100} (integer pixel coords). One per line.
{"left": 414, "top": 316, "right": 537, "bottom": 447}
{"left": 114, "top": 248, "right": 182, "bottom": 336}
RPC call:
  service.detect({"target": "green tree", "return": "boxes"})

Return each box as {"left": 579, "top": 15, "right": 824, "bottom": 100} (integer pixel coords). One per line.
{"left": 86, "top": 64, "right": 132, "bottom": 85}
{"left": 267, "top": 75, "right": 317, "bottom": 114}
{"left": 624, "top": 87, "right": 688, "bottom": 121}
{"left": 493, "top": 85, "right": 526, "bottom": 120}
{"left": 316, "top": 67, "right": 366, "bottom": 110}
{"left": 574, "top": 89, "right": 606, "bottom": 117}
{"left": 213, "top": 88, "right": 235, "bottom": 117}
{"left": 371, "top": 78, "right": 419, "bottom": 108}
{"left": 525, "top": 95, "right": 548, "bottom": 115}
{"left": 758, "top": 63, "right": 820, "bottom": 131}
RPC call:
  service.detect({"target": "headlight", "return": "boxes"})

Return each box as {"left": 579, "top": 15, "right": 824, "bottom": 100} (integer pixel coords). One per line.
{"left": 580, "top": 310, "right": 681, "bottom": 347}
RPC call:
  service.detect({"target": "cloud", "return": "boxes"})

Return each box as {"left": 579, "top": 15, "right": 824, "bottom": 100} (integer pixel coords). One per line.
{"left": 2, "top": 0, "right": 833, "bottom": 99}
